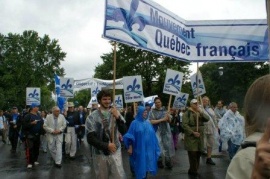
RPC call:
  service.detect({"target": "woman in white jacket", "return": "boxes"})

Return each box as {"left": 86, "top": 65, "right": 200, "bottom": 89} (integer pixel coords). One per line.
{"left": 43, "top": 106, "right": 66, "bottom": 168}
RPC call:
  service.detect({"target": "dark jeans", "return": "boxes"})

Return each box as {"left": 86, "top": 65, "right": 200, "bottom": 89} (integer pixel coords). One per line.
{"left": 187, "top": 151, "right": 201, "bottom": 173}
{"left": 227, "top": 139, "right": 240, "bottom": 159}
{"left": 25, "top": 135, "right": 40, "bottom": 164}
{"left": 9, "top": 130, "right": 19, "bottom": 151}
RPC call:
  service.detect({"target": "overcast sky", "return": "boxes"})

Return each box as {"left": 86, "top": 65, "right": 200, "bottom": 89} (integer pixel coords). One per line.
{"left": 0, "top": 0, "right": 266, "bottom": 79}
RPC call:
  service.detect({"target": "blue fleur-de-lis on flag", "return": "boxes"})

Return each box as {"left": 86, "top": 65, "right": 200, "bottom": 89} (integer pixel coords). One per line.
{"left": 193, "top": 75, "right": 204, "bottom": 90}
{"left": 167, "top": 74, "right": 181, "bottom": 91}
{"left": 54, "top": 74, "right": 60, "bottom": 96}
{"left": 127, "top": 78, "right": 142, "bottom": 95}
{"left": 106, "top": 0, "right": 147, "bottom": 47}
{"left": 29, "top": 89, "right": 39, "bottom": 98}
{"left": 62, "top": 79, "right": 72, "bottom": 89}
{"left": 92, "top": 87, "right": 100, "bottom": 96}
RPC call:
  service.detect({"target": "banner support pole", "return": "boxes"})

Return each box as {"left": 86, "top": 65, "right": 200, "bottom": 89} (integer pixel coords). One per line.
{"left": 111, "top": 42, "right": 117, "bottom": 143}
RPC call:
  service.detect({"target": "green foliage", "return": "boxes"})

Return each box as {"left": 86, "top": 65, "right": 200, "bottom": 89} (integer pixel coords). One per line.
{"left": 94, "top": 42, "right": 191, "bottom": 105}
{"left": 199, "top": 62, "right": 269, "bottom": 108}
{"left": 70, "top": 89, "right": 91, "bottom": 108}
{"left": 0, "top": 30, "right": 66, "bottom": 110}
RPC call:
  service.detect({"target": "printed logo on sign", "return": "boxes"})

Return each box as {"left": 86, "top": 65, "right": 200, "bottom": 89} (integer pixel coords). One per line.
{"left": 164, "top": 74, "right": 181, "bottom": 94}
{"left": 106, "top": 0, "right": 147, "bottom": 47}
{"left": 126, "top": 78, "right": 142, "bottom": 95}
{"left": 92, "top": 87, "right": 100, "bottom": 96}
{"left": 176, "top": 94, "right": 187, "bottom": 105}
{"left": 115, "top": 96, "right": 123, "bottom": 107}
{"left": 61, "top": 79, "right": 73, "bottom": 93}
{"left": 28, "top": 89, "right": 39, "bottom": 100}
{"left": 192, "top": 78, "right": 204, "bottom": 95}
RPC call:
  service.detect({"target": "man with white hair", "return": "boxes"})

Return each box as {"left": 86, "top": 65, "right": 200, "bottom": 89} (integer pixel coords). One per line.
{"left": 44, "top": 106, "right": 66, "bottom": 168}
{"left": 218, "top": 102, "right": 245, "bottom": 159}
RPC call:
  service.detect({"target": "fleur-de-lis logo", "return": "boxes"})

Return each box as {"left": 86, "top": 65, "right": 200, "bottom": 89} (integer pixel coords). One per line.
{"left": 115, "top": 96, "right": 122, "bottom": 106}
{"left": 61, "top": 79, "right": 73, "bottom": 94}
{"left": 29, "top": 89, "right": 39, "bottom": 99}
{"left": 62, "top": 79, "right": 72, "bottom": 89}
{"left": 177, "top": 94, "right": 187, "bottom": 105}
{"left": 106, "top": 0, "right": 147, "bottom": 47}
{"left": 166, "top": 74, "right": 181, "bottom": 91}
{"left": 192, "top": 75, "right": 204, "bottom": 93}
{"left": 126, "top": 78, "right": 142, "bottom": 95}
{"left": 92, "top": 87, "right": 100, "bottom": 96}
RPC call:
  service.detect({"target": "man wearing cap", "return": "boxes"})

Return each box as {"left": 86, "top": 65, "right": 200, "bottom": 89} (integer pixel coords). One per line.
{"left": 65, "top": 102, "right": 80, "bottom": 159}
{"left": 8, "top": 107, "right": 22, "bottom": 153}
{"left": 182, "top": 99, "right": 210, "bottom": 177}
{"left": 22, "top": 103, "right": 44, "bottom": 169}
{"left": 44, "top": 106, "right": 66, "bottom": 168}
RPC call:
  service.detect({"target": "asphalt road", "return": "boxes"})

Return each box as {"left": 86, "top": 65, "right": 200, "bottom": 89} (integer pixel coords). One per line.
{"left": 0, "top": 138, "right": 231, "bottom": 179}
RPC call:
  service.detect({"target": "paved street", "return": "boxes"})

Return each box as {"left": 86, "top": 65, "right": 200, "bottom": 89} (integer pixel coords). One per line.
{"left": 0, "top": 139, "right": 230, "bottom": 179}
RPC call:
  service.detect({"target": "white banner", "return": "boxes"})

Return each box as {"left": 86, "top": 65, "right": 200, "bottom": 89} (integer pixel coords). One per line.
{"left": 60, "top": 77, "right": 74, "bottom": 97}
{"left": 26, "top": 87, "right": 41, "bottom": 105}
{"left": 173, "top": 93, "right": 189, "bottom": 109}
{"left": 114, "top": 95, "right": 124, "bottom": 109}
{"left": 163, "top": 69, "right": 183, "bottom": 96}
{"left": 74, "top": 78, "right": 123, "bottom": 89}
{"left": 190, "top": 71, "right": 206, "bottom": 98}
{"left": 104, "top": 0, "right": 268, "bottom": 62}
{"left": 123, "top": 76, "right": 144, "bottom": 103}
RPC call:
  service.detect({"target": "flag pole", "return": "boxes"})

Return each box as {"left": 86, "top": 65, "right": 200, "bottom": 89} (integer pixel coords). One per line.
{"left": 196, "top": 62, "right": 199, "bottom": 132}
{"left": 267, "top": 0, "right": 270, "bottom": 74}
{"left": 111, "top": 42, "right": 117, "bottom": 143}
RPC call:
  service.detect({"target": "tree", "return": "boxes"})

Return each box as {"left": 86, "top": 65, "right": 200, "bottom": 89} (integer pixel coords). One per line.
{"left": 199, "top": 62, "right": 269, "bottom": 108}
{"left": 94, "top": 43, "right": 191, "bottom": 105}
{"left": 0, "top": 30, "right": 66, "bottom": 110}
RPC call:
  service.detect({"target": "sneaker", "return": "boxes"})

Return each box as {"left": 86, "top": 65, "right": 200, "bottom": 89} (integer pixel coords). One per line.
{"left": 206, "top": 158, "right": 216, "bottom": 165}
{"left": 27, "top": 164, "right": 33, "bottom": 169}
{"left": 34, "top": 162, "right": 39, "bottom": 165}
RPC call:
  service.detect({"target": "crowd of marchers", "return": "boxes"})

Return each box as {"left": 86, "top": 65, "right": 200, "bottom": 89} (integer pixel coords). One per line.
{"left": 1, "top": 74, "right": 270, "bottom": 179}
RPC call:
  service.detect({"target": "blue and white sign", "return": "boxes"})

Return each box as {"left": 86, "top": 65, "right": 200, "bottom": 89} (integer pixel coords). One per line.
{"left": 143, "top": 95, "right": 157, "bottom": 107}
{"left": 104, "top": 0, "right": 268, "bottom": 62}
{"left": 91, "top": 85, "right": 102, "bottom": 97}
{"left": 163, "top": 69, "right": 183, "bottom": 96}
{"left": 114, "top": 95, "right": 124, "bottom": 109}
{"left": 60, "top": 78, "right": 74, "bottom": 97}
{"left": 26, "top": 87, "right": 41, "bottom": 105}
{"left": 123, "top": 75, "right": 144, "bottom": 103}
{"left": 190, "top": 71, "right": 206, "bottom": 98}
{"left": 173, "top": 93, "right": 189, "bottom": 109}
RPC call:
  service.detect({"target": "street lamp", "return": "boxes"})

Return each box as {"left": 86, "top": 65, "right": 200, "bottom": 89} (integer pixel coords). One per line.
{"left": 218, "top": 67, "right": 224, "bottom": 76}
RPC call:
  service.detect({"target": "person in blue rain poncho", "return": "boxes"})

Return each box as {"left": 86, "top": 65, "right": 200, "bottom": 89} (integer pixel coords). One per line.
{"left": 124, "top": 106, "right": 160, "bottom": 179}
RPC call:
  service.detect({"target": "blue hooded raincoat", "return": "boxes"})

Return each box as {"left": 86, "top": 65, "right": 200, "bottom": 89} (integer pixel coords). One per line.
{"left": 123, "top": 106, "right": 160, "bottom": 179}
